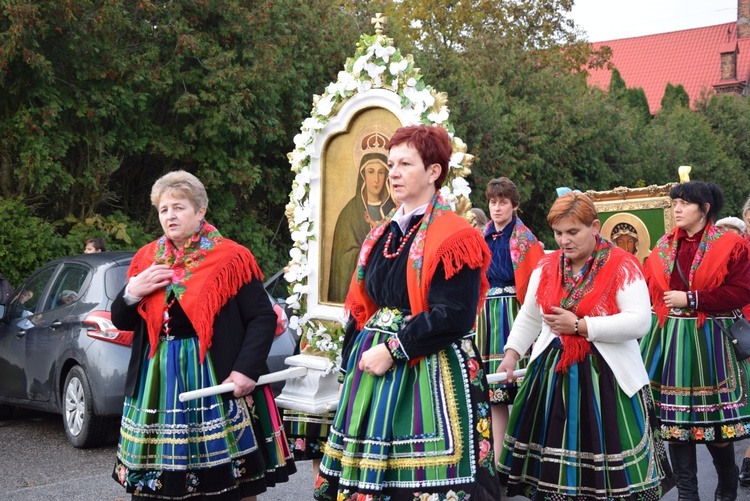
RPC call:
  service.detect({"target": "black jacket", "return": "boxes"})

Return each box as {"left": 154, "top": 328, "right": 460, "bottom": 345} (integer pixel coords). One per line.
{"left": 112, "top": 278, "right": 277, "bottom": 398}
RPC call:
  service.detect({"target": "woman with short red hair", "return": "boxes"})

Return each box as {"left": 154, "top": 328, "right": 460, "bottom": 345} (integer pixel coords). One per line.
{"left": 315, "top": 125, "right": 501, "bottom": 500}
{"left": 497, "top": 191, "right": 672, "bottom": 500}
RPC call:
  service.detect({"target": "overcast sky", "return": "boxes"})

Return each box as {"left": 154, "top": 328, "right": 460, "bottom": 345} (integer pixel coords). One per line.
{"left": 569, "top": 0, "right": 738, "bottom": 42}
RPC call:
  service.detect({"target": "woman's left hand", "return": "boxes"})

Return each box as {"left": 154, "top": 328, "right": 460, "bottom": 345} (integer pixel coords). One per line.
{"left": 358, "top": 343, "right": 394, "bottom": 376}
{"left": 541, "top": 306, "right": 578, "bottom": 335}
{"left": 223, "top": 370, "right": 257, "bottom": 399}
{"left": 663, "top": 290, "right": 688, "bottom": 309}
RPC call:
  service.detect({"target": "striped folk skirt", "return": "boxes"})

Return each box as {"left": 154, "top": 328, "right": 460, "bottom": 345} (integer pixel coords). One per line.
{"left": 316, "top": 307, "right": 501, "bottom": 501}
{"left": 112, "top": 336, "right": 295, "bottom": 499}
{"left": 283, "top": 410, "right": 334, "bottom": 461}
{"left": 498, "top": 340, "right": 673, "bottom": 500}
{"left": 640, "top": 314, "right": 750, "bottom": 443}
{"left": 475, "top": 287, "right": 527, "bottom": 404}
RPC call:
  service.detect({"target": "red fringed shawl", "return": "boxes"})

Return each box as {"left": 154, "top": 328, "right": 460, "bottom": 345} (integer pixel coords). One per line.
{"left": 345, "top": 195, "right": 491, "bottom": 350}
{"left": 536, "top": 243, "right": 643, "bottom": 372}
{"left": 645, "top": 224, "right": 749, "bottom": 328}
{"left": 127, "top": 227, "right": 263, "bottom": 363}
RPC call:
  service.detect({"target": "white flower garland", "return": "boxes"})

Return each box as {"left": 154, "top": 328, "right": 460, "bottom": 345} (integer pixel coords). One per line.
{"left": 285, "top": 32, "right": 474, "bottom": 370}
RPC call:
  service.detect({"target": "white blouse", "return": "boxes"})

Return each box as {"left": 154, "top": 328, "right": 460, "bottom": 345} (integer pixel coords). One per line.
{"left": 504, "top": 266, "right": 652, "bottom": 397}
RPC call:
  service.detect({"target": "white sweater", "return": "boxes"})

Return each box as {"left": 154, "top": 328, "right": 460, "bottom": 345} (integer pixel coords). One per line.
{"left": 504, "top": 266, "right": 652, "bottom": 398}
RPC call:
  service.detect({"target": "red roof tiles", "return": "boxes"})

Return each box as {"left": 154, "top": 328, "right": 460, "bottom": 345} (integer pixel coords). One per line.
{"left": 587, "top": 23, "right": 750, "bottom": 114}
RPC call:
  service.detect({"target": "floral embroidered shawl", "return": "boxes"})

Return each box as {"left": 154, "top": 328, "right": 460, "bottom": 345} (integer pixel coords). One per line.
{"left": 345, "top": 193, "right": 491, "bottom": 335}
{"left": 645, "top": 222, "right": 748, "bottom": 327}
{"left": 481, "top": 217, "right": 544, "bottom": 304}
{"left": 128, "top": 222, "right": 263, "bottom": 362}
{"left": 536, "top": 237, "right": 643, "bottom": 372}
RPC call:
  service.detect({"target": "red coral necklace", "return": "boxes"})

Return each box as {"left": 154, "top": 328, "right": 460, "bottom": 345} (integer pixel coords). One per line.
{"left": 382, "top": 219, "right": 422, "bottom": 259}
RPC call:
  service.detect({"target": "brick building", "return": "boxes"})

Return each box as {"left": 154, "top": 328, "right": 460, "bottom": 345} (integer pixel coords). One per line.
{"left": 586, "top": 0, "right": 750, "bottom": 114}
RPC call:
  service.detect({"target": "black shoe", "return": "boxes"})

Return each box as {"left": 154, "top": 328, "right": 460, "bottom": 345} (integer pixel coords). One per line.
{"left": 740, "top": 457, "right": 750, "bottom": 487}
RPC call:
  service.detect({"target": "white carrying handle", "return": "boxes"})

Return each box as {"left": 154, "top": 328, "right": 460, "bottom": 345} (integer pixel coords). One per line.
{"left": 486, "top": 368, "right": 527, "bottom": 384}
{"left": 178, "top": 366, "right": 308, "bottom": 402}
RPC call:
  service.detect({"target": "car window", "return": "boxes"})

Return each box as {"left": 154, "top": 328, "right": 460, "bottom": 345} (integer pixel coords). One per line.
{"left": 105, "top": 264, "right": 130, "bottom": 300}
{"left": 6, "top": 266, "right": 56, "bottom": 320}
{"left": 46, "top": 264, "right": 89, "bottom": 311}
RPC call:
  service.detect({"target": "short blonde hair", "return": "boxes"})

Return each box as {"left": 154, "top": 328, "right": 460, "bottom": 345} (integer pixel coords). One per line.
{"left": 150, "top": 170, "right": 208, "bottom": 211}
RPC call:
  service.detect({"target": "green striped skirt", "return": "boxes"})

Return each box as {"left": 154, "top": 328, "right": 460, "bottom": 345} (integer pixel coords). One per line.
{"left": 316, "top": 307, "right": 501, "bottom": 501}
{"left": 498, "top": 339, "right": 673, "bottom": 500}
{"left": 640, "top": 313, "right": 750, "bottom": 443}
{"left": 112, "top": 335, "right": 295, "bottom": 499}
{"left": 475, "top": 287, "right": 528, "bottom": 404}
{"left": 283, "top": 410, "right": 334, "bottom": 460}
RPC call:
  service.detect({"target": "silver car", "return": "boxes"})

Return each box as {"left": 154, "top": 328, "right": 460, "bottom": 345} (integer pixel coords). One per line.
{"left": 0, "top": 252, "right": 298, "bottom": 448}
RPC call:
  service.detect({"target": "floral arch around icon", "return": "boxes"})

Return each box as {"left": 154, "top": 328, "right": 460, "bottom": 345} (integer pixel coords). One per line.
{"left": 283, "top": 17, "right": 475, "bottom": 370}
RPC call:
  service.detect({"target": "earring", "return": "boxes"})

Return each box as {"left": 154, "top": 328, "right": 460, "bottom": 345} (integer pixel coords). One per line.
{"left": 700, "top": 216, "right": 705, "bottom": 224}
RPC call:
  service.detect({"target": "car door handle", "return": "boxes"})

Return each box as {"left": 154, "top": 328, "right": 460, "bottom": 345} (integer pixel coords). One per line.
{"left": 16, "top": 330, "right": 26, "bottom": 338}
{"left": 51, "top": 321, "right": 62, "bottom": 328}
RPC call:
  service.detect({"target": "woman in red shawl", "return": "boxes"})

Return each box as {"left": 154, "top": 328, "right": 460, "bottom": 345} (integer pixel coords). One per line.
{"left": 641, "top": 181, "right": 750, "bottom": 501}
{"left": 497, "top": 191, "right": 672, "bottom": 500}
{"left": 111, "top": 171, "right": 295, "bottom": 500}
{"left": 315, "top": 125, "right": 501, "bottom": 501}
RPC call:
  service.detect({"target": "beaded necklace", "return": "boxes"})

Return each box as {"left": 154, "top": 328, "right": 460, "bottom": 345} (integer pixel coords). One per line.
{"left": 382, "top": 218, "right": 422, "bottom": 259}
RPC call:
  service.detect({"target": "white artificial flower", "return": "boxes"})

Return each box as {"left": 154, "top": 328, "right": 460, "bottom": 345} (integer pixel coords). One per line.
{"left": 296, "top": 166, "right": 311, "bottom": 185}
{"left": 364, "top": 61, "right": 385, "bottom": 80}
{"left": 292, "top": 202, "right": 312, "bottom": 226}
{"left": 440, "top": 186, "right": 458, "bottom": 211}
{"left": 286, "top": 290, "right": 301, "bottom": 310}
{"left": 372, "top": 41, "right": 396, "bottom": 62}
{"left": 406, "top": 77, "right": 417, "bottom": 87}
{"left": 289, "top": 246, "right": 303, "bottom": 262}
{"left": 427, "top": 107, "right": 449, "bottom": 124}
{"left": 449, "top": 151, "right": 465, "bottom": 168}
{"left": 400, "top": 107, "right": 424, "bottom": 126}
{"left": 293, "top": 131, "right": 312, "bottom": 150}
{"left": 289, "top": 315, "right": 301, "bottom": 330}
{"left": 402, "top": 86, "right": 425, "bottom": 108}
{"left": 451, "top": 177, "right": 471, "bottom": 199}
{"left": 291, "top": 183, "right": 307, "bottom": 203}
{"left": 302, "top": 116, "right": 324, "bottom": 131}
{"left": 288, "top": 149, "right": 306, "bottom": 172}
{"left": 338, "top": 70, "right": 359, "bottom": 91}
{"left": 352, "top": 53, "right": 372, "bottom": 75}
{"left": 418, "top": 89, "right": 435, "bottom": 108}
{"left": 290, "top": 223, "right": 311, "bottom": 244}
{"left": 316, "top": 94, "right": 335, "bottom": 117}
{"left": 358, "top": 79, "right": 373, "bottom": 94}
{"left": 389, "top": 59, "right": 408, "bottom": 75}
{"left": 284, "top": 264, "right": 304, "bottom": 283}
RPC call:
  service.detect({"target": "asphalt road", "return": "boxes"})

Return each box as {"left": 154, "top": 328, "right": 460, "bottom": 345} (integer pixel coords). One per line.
{"left": 0, "top": 408, "right": 313, "bottom": 501}
{"left": 1, "top": 408, "right": 749, "bottom": 500}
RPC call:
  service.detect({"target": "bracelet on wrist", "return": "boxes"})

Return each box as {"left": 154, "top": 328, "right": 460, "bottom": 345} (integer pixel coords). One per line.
{"left": 574, "top": 317, "right": 580, "bottom": 336}
{"left": 686, "top": 291, "right": 696, "bottom": 310}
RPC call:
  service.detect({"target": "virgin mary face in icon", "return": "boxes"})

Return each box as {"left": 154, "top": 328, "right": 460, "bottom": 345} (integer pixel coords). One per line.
{"left": 328, "top": 151, "right": 396, "bottom": 304}
{"left": 363, "top": 161, "right": 389, "bottom": 204}
{"left": 360, "top": 156, "right": 394, "bottom": 228}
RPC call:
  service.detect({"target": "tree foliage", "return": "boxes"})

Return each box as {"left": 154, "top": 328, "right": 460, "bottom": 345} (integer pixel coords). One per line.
{"left": 1, "top": 0, "right": 748, "bottom": 274}
{"left": 0, "top": 0, "right": 361, "bottom": 277}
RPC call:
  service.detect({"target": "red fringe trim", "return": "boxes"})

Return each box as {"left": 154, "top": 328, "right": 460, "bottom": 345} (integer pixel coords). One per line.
{"left": 422, "top": 227, "right": 491, "bottom": 315}
{"left": 130, "top": 240, "right": 262, "bottom": 363}
{"left": 190, "top": 247, "right": 262, "bottom": 363}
